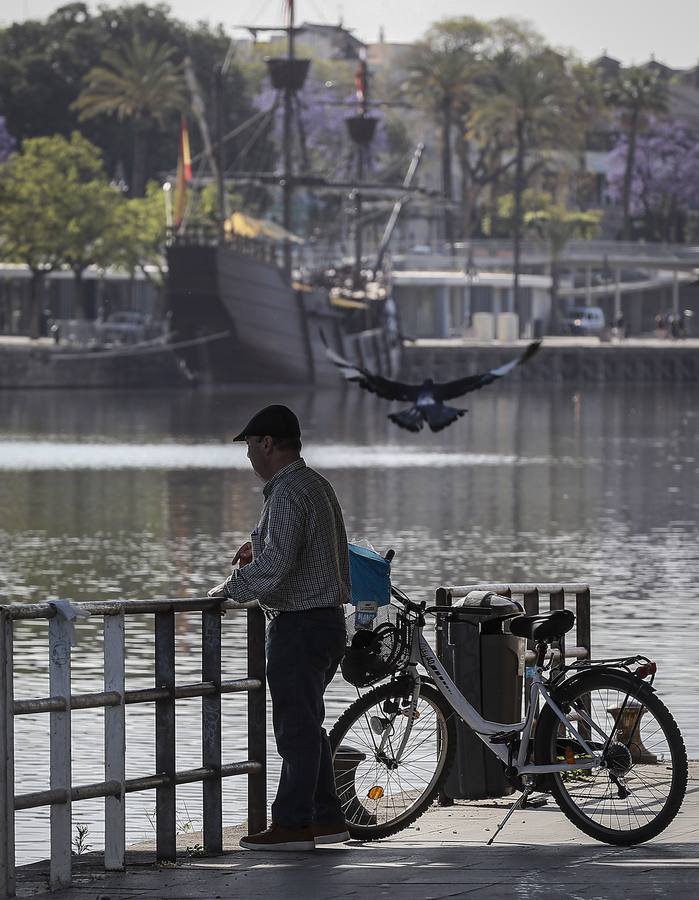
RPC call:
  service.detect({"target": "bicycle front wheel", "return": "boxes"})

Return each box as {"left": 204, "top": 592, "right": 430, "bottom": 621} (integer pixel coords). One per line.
{"left": 535, "top": 669, "right": 687, "bottom": 845}
{"left": 329, "top": 681, "right": 456, "bottom": 840}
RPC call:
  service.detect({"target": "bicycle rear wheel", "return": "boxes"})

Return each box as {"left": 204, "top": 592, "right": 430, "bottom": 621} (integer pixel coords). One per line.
{"left": 535, "top": 669, "right": 687, "bottom": 845}
{"left": 329, "top": 680, "right": 456, "bottom": 840}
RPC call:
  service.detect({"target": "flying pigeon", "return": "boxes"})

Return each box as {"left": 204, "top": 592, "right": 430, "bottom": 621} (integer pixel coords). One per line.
{"left": 323, "top": 339, "right": 542, "bottom": 433}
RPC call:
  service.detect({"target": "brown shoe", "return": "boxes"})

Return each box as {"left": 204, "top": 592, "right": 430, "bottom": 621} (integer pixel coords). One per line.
{"left": 240, "top": 824, "right": 315, "bottom": 852}
{"left": 312, "top": 820, "right": 350, "bottom": 845}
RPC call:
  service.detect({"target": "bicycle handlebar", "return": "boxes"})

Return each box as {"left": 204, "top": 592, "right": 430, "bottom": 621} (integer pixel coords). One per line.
{"left": 385, "top": 549, "right": 516, "bottom": 620}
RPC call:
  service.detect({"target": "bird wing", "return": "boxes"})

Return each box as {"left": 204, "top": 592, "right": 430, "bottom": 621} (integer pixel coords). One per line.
{"left": 434, "top": 340, "right": 542, "bottom": 401}
{"left": 322, "top": 339, "right": 423, "bottom": 402}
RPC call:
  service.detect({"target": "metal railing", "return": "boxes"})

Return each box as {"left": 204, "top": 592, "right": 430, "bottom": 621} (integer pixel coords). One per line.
{"left": 435, "top": 582, "right": 591, "bottom": 704}
{"left": 0, "top": 597, "right": 267, "bottom": 898}
{"left": 388, "top": 239, "right": 699, "bottom": 271}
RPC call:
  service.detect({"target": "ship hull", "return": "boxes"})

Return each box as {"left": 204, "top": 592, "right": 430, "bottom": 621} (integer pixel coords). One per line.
{"left": 166, "top": 242, "right": 399, "bottom": 385}
{"left": 0, "top": 339, "right": 192, "bottom": 389}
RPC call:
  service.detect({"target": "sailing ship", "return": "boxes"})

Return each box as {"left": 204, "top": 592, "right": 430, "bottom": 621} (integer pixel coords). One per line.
{"left": 166, "top": 2, "right": 421, "bottom": 385}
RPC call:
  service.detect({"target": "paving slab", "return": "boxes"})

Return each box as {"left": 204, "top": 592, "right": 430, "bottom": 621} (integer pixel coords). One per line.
{"left": 16, "top": 763, "right": 699, "bottom": 900}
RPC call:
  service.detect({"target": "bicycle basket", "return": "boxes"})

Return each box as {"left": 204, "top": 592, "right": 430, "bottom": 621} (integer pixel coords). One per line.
{"left": 341, "top": 617, "right": 410, "bottom": 688}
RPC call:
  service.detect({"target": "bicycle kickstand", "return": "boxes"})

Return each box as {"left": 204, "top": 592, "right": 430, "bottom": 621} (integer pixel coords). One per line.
{"left": 487, "top": 784, "right": 535, "bottom": 846}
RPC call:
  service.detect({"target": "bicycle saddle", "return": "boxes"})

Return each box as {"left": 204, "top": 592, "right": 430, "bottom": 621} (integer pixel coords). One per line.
{"left": 509, "top": 609, "right": 575, "bottom": 641}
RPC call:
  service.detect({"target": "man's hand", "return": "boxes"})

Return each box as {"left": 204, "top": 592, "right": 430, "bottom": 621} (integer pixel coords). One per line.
{"left": 207, "top": 581, "right": 228, "bottom": 598}
{"left": 232, "top": 541, "right": 253, "bottom": 568}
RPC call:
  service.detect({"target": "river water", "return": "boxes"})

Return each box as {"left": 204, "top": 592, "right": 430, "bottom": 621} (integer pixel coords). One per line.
{"left": 0, "top": 383, "right": 697, "bottom": 863}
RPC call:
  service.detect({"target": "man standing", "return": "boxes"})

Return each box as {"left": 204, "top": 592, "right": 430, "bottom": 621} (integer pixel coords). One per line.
{"left": 208, "top": 404, "right": 350, "bottom": 851}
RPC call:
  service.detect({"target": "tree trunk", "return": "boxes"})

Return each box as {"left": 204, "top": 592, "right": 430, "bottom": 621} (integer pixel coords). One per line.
{"left": 512, "top": 120, "right": 526, "bottom": 326}
{"left": 441, "top": 95, "right": 453, "bottom": 249}
{"left": 621, "top": 108, "right": 639, "bottom": 241}
{"left": 456, "top": 133, "right": 476, "bottom": 240}
{"left": 29, "top": 270, "right": 44, "bottom": 339}
{"left": 489, "top": 170, "right": 501, "bottom": 237}
{"left": 549, "top": 258, "right": 560, "bottom": 334}
{"left": 73, "top": 268, "right": 90, "bottom": 319}
{"left": 131, "top": 120, "right": 148, "bottom": 198}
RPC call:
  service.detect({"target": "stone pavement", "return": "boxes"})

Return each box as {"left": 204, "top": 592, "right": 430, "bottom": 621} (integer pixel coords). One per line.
{"left": 18, "top": 763, "right": 699, "bottom": 900}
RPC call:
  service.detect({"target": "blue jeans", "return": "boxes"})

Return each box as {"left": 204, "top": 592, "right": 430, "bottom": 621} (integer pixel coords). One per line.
{"left": 266, "top": 606, "right": 346, "bottom": 829}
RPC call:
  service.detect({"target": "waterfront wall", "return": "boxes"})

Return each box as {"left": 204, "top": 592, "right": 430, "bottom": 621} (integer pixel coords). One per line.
{"left": 0, "top": 341, "right": 190, "bottom": 389}
{"left": 400, "top": 342, "right": 699, "bottom": 383}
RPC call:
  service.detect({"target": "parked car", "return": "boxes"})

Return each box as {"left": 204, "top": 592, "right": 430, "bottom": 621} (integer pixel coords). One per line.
{"left": 561, "top": 306, "right": 606, "bottom": 336}
{"left": 96, "top": 311, "right": 150, "bottom": 345}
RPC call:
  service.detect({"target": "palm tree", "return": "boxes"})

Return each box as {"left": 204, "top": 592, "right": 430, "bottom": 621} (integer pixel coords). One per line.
{"left": 72, "top": 35, "right": 186, "bottom": 197}
{"left": 403, "top": 18, "right": 489, "bottom": 246}
{"left": 604, "top": 67, "right": 668, "bottom": 240}
{"left": 477, "top": 22, "right": 596, "bottom": 322}
{"left": 526, "top": 201, "right": 602, "bottom": 330}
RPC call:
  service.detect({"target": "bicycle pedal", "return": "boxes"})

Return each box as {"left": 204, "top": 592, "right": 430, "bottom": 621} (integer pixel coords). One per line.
{"left": 522, "top": 795, "right": 548, "bottom": 809}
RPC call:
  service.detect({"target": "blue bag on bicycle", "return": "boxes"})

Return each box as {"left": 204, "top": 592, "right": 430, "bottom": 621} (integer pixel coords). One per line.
{"left": 348, "top": 544, "right": 391, "bottom": 606}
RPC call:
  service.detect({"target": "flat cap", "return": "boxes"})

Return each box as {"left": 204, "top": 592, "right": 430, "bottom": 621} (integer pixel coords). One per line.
{"left": 233, "top": 404, "right": 301, "bottom": 442}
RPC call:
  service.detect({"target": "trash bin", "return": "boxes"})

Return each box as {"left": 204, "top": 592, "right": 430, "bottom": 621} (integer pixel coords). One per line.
{"left": 334, "top": 745, "right": 377, "bottom": 825}
{"left": 437, "top": 590, "right": 525, "bottom": 801}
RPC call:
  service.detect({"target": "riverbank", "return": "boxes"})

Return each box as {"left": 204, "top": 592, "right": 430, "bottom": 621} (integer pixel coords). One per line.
{"left": 401, "top": 336, "right": 699, "bottom": 382}
{"left": 15, "top": 761, "right": 699, "bottom": 899}
{"left": 3, "top": 334, "right": 699, "bottom": 388}
{"left": 0, "top": 335, "right": 193, "bottom": 388}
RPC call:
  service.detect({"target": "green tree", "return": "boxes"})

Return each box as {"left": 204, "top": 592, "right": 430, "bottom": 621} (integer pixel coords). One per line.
{"left": 476, "top": 22, "right": 597, "bottom": 321}
{"left": 0, "top": 5, "right": 104, "bottom": 141}
{"left": 525, "top": 197, "right": 602, "bottom": 326}
{"left": 72, "top": 34, "right": 186, "bottom": 197}
{"left": 63, "top": 177, "right": 126, "bottom": 318}
{"left": 603, "top": 66, "right": 668, "bottom": 240}
{"left": 109, "top": 182, "right": 169, "bottom": 314}
{"left": 0, "top": 132, "right": 121, "bottom": 335}
{"left": 0, "top": 5, "right": 280, "bottom": 194}
{"left": 403, "top": 17, "right": 490, "bottom": 244}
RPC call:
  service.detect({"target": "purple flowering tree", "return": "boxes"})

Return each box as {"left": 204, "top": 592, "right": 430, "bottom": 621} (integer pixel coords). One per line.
{"left": 606, "top": 118, "right": 699, "bottom": 242}
{"left": 254, "top": 75, "right": 388, "bottom": 181}
{"left": 252, "top": 72, "right": 391, "bottom": 242}
{"left": 0, "top": 117, "right": 15, "bottom": 163}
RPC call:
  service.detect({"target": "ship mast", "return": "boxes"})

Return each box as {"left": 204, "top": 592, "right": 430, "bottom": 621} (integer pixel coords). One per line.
{"left": 282, "top": 1, "right": 295, "bottom": 275}
{"left": 260, "top": 1, "right": 310, "bottom": 277}
{"left": 345, "top": 55, "right": 377, "bottom": 290}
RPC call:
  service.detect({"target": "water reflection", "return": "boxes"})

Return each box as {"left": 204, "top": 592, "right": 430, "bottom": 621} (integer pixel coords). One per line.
{"left": 1, "top": 383, "right": 697, "bottom": 863}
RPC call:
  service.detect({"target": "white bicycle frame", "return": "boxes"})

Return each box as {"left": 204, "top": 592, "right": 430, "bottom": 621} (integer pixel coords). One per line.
{"left": 382, "top": 615, "right": 605, "bottom": 776}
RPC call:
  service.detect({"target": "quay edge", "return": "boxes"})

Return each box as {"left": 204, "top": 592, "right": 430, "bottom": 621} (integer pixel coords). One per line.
{"left": 399, "top": 339, "right": 699, "bottom": 383}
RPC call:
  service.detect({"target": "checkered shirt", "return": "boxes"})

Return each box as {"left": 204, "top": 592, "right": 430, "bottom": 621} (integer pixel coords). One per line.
{"left": 222, "top": 459, "right": 351, "bottom": 614}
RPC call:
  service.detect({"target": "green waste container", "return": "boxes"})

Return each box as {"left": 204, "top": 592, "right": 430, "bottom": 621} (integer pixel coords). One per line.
{"left": 438, "top": 591, "right": 525, "bottom": 801}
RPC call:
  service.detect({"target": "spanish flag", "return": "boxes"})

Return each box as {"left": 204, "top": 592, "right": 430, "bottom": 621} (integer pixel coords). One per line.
{"left": 174, "top": 116, "right": 192, "bottom": 229}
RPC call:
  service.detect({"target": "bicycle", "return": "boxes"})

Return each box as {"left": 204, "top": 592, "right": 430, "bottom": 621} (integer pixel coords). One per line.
{"left": 330, "top": 555, "right": 688, "bottom": 846}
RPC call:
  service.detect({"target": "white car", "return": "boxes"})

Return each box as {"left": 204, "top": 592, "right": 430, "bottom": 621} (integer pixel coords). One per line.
{"left": 562, "top": 306, "right": 606, "bottom": 335}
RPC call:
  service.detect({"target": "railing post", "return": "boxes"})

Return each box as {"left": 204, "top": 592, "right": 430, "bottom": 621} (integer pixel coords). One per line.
{"left": 49, "top": 613, "right": 72, "bottom": 890}
{"left": 522, "top": 589, "right": 539, "bottom": 712}
{"left": 247, "top": 606, "right": 267, "bottom": 835}
{"left": 155, "top": 609, "right": 176, "bottom": 862}
{"left": 202, "top": 608, "right": 222, "bottom": 855}
{"left": 575, "top": 588, "right": 592, "bottom": 739}
{"left": 104, "top": 612, "right": 126, "bottom": 870}
{"left": 548, "top": 589, "right": 566, "bottom": 676}
{"left": 0, "top": 612, "right": 16, "bottom": 899}
{"left": 575, "top": 588, "right": 591, "bottom": 661}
